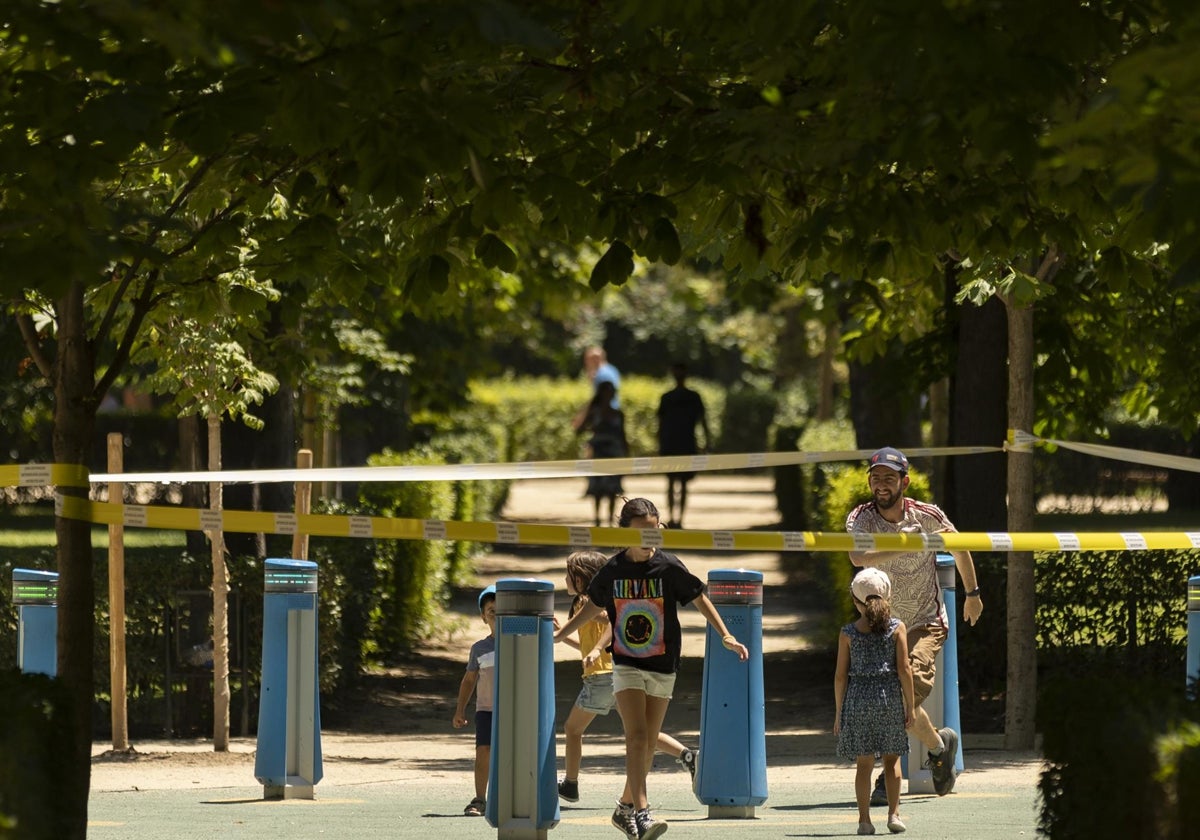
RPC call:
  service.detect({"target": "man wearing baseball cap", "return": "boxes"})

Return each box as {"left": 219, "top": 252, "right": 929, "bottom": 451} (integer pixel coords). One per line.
{"left": 845, "top": 446, "right": 983, "bottom": 802}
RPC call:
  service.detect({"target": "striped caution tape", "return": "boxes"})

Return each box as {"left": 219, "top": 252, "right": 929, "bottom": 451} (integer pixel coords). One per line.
{"left": 1010, "top": 429, "right": 1200, "bottom": 474}
{"left": 9, "top": 431, "right": 1200, "bottom": 487}
{"left": 89, "top": 445, "right": 1001, "bottom": 484}
{"left": 0, "top": 463, "right": 90, "bottom": 488}
{"left": 54, "top": 495, "right": 1200, "bottom": 552}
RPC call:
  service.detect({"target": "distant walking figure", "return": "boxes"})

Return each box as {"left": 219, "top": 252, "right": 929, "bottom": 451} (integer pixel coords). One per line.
{"left": 574, "top": 380, "right": 627, "bottom": 526}
{"left": 583, "top": 346, "right": 621, "bottom": 407}
{"left": 656, "top": 363, "right": 709, "bottom": 528}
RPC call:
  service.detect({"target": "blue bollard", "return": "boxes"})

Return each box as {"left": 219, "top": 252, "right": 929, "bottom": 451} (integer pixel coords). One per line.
{"left": 903, "top": 554, "right": 964, "bottom": 787}
{"left": 937, "top": 554, "right": 965, "bottom": 774}
{"left": 695, "top": 569, "right": 767, "bottom": 818}
{"left": 13, "top": 569, "right": 58, "bottom": 677}
{"left": 254, "top": 559, "right": 323, "bottom": 799}
{"left": 1187, "top": 576, "right": 1200, "bottom": 699}
{"left": 486, "top": 578, "right": 559, "bottom": 839}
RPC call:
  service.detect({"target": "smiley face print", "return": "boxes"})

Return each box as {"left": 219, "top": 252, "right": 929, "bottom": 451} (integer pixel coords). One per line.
{"left": 614, "top": 598, "right": 665, "bottom": 658}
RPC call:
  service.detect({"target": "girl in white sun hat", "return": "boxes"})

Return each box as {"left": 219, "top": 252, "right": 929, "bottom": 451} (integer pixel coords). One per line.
{"left": 834, "top": 567, "right": 915, "bottom": 835}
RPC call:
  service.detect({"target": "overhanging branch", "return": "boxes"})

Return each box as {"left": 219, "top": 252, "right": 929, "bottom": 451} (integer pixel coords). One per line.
{"left": 15, "top": 311, "right": 54, "bottom": 382}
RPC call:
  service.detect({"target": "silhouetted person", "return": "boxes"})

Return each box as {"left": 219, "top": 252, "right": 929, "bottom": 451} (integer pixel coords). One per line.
{"left": 574, "top": 380, "right": 627, "bottom": 526}
{"left": 656, "top": 363, "right": 709, "bottom": 528}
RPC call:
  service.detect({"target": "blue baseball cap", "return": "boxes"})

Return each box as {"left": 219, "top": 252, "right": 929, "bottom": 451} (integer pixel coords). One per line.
{"left": 868, "top": 447, "right": 909, "bottom": 473}
{"left": 478, "top": 584, "right": 496, "bottom": 611}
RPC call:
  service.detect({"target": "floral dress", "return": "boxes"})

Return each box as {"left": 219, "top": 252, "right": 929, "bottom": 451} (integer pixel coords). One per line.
{"left": 836, "top": 617, "right": 909, "bottom": 760}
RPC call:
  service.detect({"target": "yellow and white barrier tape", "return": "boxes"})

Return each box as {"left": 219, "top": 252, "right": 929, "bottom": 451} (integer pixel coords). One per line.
{"left": 89, "top": 445, "right": 1001, "bottom": 484}
{"left": 1010, "top": 429, "right": 1200, "bottom": 474}
{"left": 54, "top": 495, "right": 1200, "bottom": 552}
{"left": 0, "top": 463, "right": 90, "bottom": 488}
{"left": 11, "top": 433, "right": 1200, "bottom": 489}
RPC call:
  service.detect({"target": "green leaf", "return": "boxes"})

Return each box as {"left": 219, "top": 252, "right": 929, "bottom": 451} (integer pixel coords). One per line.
{"left": 865, "top": 240, "right": 895, "bottom": 279}
{"left": 427, "top": 255, "right": 451, "bottom": 294}
{"left": 1096, "top": 246, "right": 1128, "bottom": 292}
{"left": 475, "top": 233, "right": 518, "bottom": 273}
{"left": 405, "top": 254, "right": 452, "bottom": 300}
{"left": 590, "top": 241, "right": 634, "bottom": 290}
{"left": 472, "top": 177, "right": 525, "bottom": 230}
{"left": 651, "top": 217, "right": 682, "bottom": 265}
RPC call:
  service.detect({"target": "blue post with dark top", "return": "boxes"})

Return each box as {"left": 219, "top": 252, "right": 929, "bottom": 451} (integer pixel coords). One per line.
{"left": 255, "top": 559, "right": 323, "bottom": 799}
{"left": 13, "top": 568, "right": 58, "bottom": 677}
{"left": 937, "top": 553, "right": 964, "bottom": 774}
{"left": 903, "top": 553, "right": 964, "bottom": 787}
{"left": 1187, "top": 576, "right": 1200, "bottom": 698}
{"left": 486, "top": 578, "right": 559, "bottom": 839}
{"left": 695, "top": 568, "right": 767, "bottom": 817}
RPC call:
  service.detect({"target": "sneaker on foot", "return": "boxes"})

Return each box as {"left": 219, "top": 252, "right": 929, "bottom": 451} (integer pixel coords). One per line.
{"left": 887, "top": 813, "right": 907, "bottom": 833}
{"left": 677, "top": 748, "right": 697, "bottom": 781}
{"left": 857, "top": 823, "right": 876, "bottom": 836}
{"left": 558, "top": 777, "right": 579, "bottom": 802}
{"left": 870, "top": 770, "right": 887, "bottom": 806}
{"left": 928, "top": 727, "right": 959, "bottom": 796}
{"left": 635, "top": 807, "right": 668, "bottom": 840}
{"left": 611, "top": 801, "right": 638, "bottom": 840}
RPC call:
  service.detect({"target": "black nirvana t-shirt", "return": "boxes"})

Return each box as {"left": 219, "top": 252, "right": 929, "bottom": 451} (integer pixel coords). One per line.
{"left": 586, "top": 548, "right": 705, "bottom": 674}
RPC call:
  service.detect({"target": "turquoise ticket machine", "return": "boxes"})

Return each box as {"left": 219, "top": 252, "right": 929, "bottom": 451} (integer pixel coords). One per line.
{"left": 13, "top": 569, "right": 58, "bottom": 677}
{"left": 254, "top": 559, "right": 323, "bottom": 799}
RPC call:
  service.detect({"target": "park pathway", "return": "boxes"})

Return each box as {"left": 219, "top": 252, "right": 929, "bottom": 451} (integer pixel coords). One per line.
{"left": 474, "top": 470, "right": 824, "bottom": 663}
{"left": 90, "top": 469, "right": 1044, "bottom": 840}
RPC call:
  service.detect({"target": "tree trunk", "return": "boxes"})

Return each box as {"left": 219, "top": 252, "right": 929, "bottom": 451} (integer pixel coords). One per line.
{"left": 928, "top": 377, "right": 950, "bottom": 501}
{"left": 1004, "top": 294, "right": 1038, "bottom": 750}
{"left": 209, "top": 413, "right": 231, "bottom": 751}
{"left": 223, "top": 379, "right": 297, "bottom": 558}
{"left": 847, "top": 342, "right": 922, "bottom": 451}
{"left": 946, "top": 295, "right": 1010, "bottom": 708}
{"left": 948, "top": 297, "right": 1009, "bottom": 529}
{"left": 817, "top": 321, "right": 838, "bottom": 422}
{"left": 53, "top": 282, "right": 97, "bottom": 839}
{"left": 179, "top": 413, "right": 208, "bottom": 558}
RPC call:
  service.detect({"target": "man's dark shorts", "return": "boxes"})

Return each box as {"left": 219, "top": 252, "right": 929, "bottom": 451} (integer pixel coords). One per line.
{"left": 475, "top": 710, "right": 493, "bottom": 748}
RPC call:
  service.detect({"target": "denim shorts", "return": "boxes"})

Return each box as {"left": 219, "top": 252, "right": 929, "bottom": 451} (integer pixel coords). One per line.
{"left": 612, "top": 664, "right": 676, "bottom": 699}
{"left": 575, "top": 673, "right": 616, "bottom": 715}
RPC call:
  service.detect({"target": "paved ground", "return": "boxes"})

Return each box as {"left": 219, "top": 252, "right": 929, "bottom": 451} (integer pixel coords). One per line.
{"left": 89, "top": 731, "right": 1044, "bottom": 839}
{"left": 87, "top": 473, "right": 1046, "bottom": 838}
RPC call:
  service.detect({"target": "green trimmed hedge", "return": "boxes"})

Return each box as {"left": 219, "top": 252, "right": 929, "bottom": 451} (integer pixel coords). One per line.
{"left": 1038, "top": 674, "right": 1200, "bottom": 838}
{"left": 464, "top": 375, "right": 726, "bottom": 463}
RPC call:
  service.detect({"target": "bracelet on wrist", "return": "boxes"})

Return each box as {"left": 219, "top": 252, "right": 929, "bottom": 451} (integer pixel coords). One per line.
{"left": 965, "top": 587, "right": 981, "bottom": 598}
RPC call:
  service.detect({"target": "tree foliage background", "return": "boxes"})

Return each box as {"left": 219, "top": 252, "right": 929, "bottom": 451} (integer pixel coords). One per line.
{"left": 4, "top": 0, "right": 1200, "bottom": 835}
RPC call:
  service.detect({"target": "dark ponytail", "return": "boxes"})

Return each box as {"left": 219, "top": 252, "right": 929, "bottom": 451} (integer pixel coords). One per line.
{"left": 864, "top": 595, "right": 892, "bottom": 634}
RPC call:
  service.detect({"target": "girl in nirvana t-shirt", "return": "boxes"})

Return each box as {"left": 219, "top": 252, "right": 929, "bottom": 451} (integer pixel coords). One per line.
{"left": 554, "top": 498, "right": 749, "bottom": 840}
